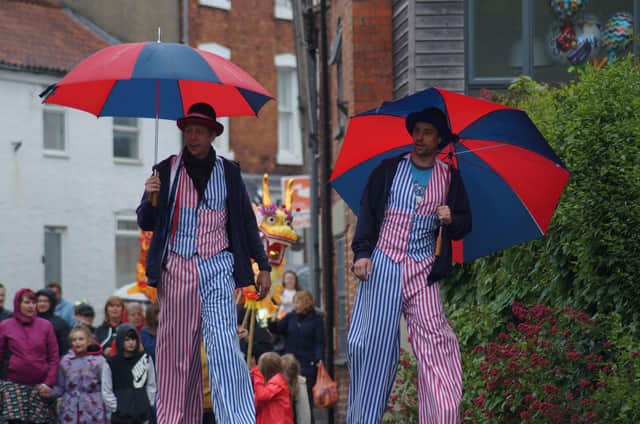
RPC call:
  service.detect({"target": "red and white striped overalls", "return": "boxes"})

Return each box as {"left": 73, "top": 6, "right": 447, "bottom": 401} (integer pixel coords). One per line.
{"left": 348, "top": 155, "right": 462, "bottom": 423}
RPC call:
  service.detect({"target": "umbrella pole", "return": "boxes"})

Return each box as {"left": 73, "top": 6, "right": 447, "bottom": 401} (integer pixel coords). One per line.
{"left": 246, "top": 307, "right": 256, "bottom": 368}
{"left": 151, "top": 79, "right": 160, "bottom": 207}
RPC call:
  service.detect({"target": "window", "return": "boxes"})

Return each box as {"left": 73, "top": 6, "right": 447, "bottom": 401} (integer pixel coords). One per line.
{"left": 275, "top": 54, "right": 302, "bottom": 165}
{"left": 467, "top": 0, "right": 638, "bottom": 92}
{"left": 199, "top": 0, "right": 230, "bottom": 10}
{"left": 113, "top": 117, "right": 139, "bottom": 160}
{"left": 335, "top": 236, "right": 347, "bottom": 363}
{"left": 44, "top": 226, "right": 64, "bottom": 284}
{"left": 274, "top": 0, "right": 292, "bottom": 20}
{"left": 330, "top": 19, "right": 346, "bottom": 140}
{"left": 115, "top": 217, "right": 139, "bottom": 288}
{"left": 198, "top": 43, "right": 233, "bottom": 159}
{"left": 43, "top": 108, "right": 65, "bottom": 152}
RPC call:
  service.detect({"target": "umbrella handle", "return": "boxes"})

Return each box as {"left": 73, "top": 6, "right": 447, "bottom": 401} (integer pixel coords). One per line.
{"left": 246, "top": 308, "right": 256, "bottom": 368}
{"left": 150, "top": 192, "right": 158, "bottom": 207}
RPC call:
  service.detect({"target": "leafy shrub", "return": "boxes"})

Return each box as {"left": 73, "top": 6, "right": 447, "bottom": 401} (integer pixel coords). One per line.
{"left": 462, "top": 302, "right": 612, "bottom": 423}
{"left": 444, "top": 55, "right": 640, "bottom": 322}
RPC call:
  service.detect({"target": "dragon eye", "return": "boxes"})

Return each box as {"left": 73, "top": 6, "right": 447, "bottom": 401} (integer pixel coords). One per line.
{"left": 284, "top": 219, "right": 292, "bottom": 226}
{"left": 266, "top": 216, "right": 276, "bottom": 224}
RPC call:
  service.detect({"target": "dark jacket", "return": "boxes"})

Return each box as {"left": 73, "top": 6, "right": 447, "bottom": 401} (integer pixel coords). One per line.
{"left": 269, "top": 310, "right": 324, "bottom": 379}
{"left": 352, "top": 155, "right": 472, "bottom": 283}
{"left": 0, "top": 307, "right": 11, "bottom": 322}
{"left": 35, "top": 288, "right": 70, "bottom": 357}
{"left": 106, "top": 324, "right": 152, "bottom": 423}
{"left": 137, "top": 154, "right": 271, "bottom": 287}
{"left": 95, "top": 322, "right": 118, "bottom": 351}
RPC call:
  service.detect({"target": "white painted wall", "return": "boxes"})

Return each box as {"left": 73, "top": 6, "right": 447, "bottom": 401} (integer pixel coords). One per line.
{"left": 0, "top": 69, "right": 181, "bottom": 322}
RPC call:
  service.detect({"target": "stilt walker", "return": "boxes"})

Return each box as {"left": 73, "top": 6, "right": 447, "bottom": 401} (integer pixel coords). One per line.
{"left": 137, "top": 103, "right": 272, "bottom": 424}
{"left": 348, "top": 108, "right": 472, "bottom": 423}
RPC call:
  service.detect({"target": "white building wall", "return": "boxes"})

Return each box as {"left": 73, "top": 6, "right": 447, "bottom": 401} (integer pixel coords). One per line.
{"left": 0, "top": 69, "right": 181, "bottom": 322}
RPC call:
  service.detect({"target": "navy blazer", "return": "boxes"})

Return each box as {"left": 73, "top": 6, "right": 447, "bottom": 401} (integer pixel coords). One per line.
{"left": 352, "top": 154, "right": 472, "bottom": 283}
{"left": 136, "top": 155, "right": 271, "bottom": 287}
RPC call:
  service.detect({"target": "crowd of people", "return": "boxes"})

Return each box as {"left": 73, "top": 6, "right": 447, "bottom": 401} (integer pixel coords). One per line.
{"left": 0, "top": 271, "right": 323, "bottom": 424}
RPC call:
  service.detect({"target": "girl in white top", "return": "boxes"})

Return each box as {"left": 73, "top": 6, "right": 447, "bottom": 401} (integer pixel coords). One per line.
{"left": 281, "top": 354, "right": 311, "bottom": 424}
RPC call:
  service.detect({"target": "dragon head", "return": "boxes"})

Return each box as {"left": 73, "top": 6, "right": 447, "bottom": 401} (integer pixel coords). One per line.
{"left": 259, "top": 174, "right": 298, "bottom": 266}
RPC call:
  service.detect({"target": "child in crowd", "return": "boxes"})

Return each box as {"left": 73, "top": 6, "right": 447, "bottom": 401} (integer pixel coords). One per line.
{"left": 281, "top": 354, "right": 312, "bottom": 424}
{"left": 102, "top": 323, "right": 156, "bottom": 424}
{"left": 52, "top": 323, "right": 107, "bottom": 423}
{"left": 250, "top": 352, "right": 294, "bottom": 424}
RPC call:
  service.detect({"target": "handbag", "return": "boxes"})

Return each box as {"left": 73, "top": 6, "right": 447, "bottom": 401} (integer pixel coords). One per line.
{"left": 312, "top": 363, "right": 338, "bottom": 408}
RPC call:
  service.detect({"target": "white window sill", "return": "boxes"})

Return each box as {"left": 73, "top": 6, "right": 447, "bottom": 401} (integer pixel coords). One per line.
{"left": 43, "top": 150, "right": 69, "bottom": 159}
{"left": 277, "top": 151, "right": 303, "bottom": 166}
{"left": 274, "top": 6, "right": 293, "bottom": 20}
{"left": 199, "top": 0, "right": 230, "bottom": 10}
{"left": 113, "top": 157, "right": 143, "bottom": 166}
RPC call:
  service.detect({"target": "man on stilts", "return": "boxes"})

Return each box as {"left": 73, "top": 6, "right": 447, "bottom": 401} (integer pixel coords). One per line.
{"left": 348, "top": 108, "right": 472, "bottom": 423}
{"left": 138, "top": 102, "right": 271, "bottom": 423}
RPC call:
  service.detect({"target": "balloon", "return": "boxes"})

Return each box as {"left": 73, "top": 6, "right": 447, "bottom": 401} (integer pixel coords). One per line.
{"left": 602, "top": 12, "right": 633, "bottom": 52}
{"left": 567, "top": 15, "right": 602, "bottom": 64}
{"left": 550, "top": 0, "right": 588, "bottom": 22}
{"left": 546, "top": 25, "right": 571, "bottom": 65}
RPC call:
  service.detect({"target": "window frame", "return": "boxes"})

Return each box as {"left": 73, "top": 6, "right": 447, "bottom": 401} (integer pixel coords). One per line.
{"left": 113, "top": 117, "right": 141, "bottom": 162}
{"left": 44, "top": 226, "right": 65, "bottom": 285}
{"left": 465, "top": 0, "right": 640, "bottom": 93}
{"left": 197, "top": 42, "right": 233, "bottom": 159}
{"left": 275, "top": 53, "right": 303, "bottom": 166}
{"left": 274, "top": 0, "right": 293, "bottom": 20}
{"left": 198, "top": 0, "right": 230, "bottom": 10}
{"left": 114, "top": 216, "right": 140, "bottom": 288}
{"left": 42, "top": 106, "right": 67, "bottom": 156}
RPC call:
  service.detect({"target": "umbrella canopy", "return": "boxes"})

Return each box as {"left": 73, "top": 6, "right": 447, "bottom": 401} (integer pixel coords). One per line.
{"left": 330, "top": 87, "right": 570, "bottom": 263}
{"left": 40, "top": 42, "right": 272, "bottom": 119}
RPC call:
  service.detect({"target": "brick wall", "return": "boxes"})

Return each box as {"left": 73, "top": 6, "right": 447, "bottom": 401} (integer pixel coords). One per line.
{"left": 326, "top": 0, "right": 393, "bottom": 420}
{"left": 189, "top": 0, "right": 302, "bottom": 175}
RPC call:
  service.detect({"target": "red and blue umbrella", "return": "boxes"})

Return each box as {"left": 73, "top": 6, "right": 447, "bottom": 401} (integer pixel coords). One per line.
{"left": 40, "top": 42, "right": 272, "bottom": 120}
{"left": 330, "top": 87, "right": 570, "bottom": 263}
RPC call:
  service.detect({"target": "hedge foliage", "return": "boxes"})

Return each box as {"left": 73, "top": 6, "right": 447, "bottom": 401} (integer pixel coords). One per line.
{"left": 442, "top": 55, "right": 640, "bottom": 322}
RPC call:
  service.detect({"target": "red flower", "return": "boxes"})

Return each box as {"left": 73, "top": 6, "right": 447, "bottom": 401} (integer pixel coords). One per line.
{"left": 632, "top": 351, "right": 639, "bottom": 359}
{"left": 566, "top": 350, "right": 580, "bottom": 361}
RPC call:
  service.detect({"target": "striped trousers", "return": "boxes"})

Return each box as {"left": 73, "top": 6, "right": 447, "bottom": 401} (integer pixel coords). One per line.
{"left": 156, "top": 251, "right": 255, "bottom": 424}
{"left": 347, "top": 248, "right": 462, "bottom": 424}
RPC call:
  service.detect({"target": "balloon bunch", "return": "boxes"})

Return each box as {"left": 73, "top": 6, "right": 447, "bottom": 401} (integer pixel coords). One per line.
{"left": 547, "top": 0, "right": 633, "bottom": 66}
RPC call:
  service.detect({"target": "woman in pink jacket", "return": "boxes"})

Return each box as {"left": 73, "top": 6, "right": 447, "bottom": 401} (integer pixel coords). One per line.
{"left": 0, "top": 288, "right": 60, "bottom": 423}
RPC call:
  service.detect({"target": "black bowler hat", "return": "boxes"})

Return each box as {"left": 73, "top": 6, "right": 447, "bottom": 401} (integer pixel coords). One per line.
{"left": 405, "top": 107, "right": 452, "bottom": 148}
{"left": 177, "top": 102, "right": 224, "bottom": 136}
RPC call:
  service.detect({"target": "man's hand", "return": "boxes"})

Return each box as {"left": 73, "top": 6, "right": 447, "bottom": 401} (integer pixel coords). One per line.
{"left": 353, "top": 258, "right": 371, "bottom": 281}
{"left": 256, "top": 270, "right": 271, "bottom": 300}
{"left": 436, "top": 205, "right": 452, "bottom": 225}
{"left": 145, "top": 175, "right": 161, "bottom": 195}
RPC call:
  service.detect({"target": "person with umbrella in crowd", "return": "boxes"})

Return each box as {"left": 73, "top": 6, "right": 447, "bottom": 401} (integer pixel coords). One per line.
{"left": 348, "top": 108, "right": 472, "bottom": 423}
{"left": 36, "top": 288, "right": 71, "bottom": 357}
{"left": 137, "top": 102, "right": 271, "bottom": 423}
{"left": 0, "top": 288, "right": 59, "bottom": 423}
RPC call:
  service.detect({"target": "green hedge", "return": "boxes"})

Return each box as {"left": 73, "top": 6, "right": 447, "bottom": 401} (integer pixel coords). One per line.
{"left": 442, "top": 55, "right": 640, "bottom": 323}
